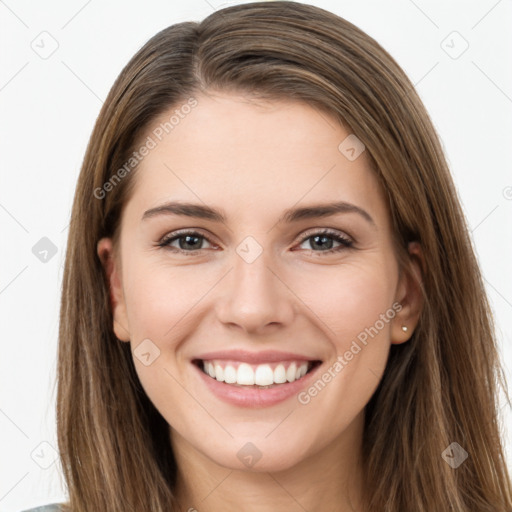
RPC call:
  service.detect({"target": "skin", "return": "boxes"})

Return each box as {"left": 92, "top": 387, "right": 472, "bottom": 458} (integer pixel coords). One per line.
{"left": 97, "top": 91, "right": 423, "bottom": 512}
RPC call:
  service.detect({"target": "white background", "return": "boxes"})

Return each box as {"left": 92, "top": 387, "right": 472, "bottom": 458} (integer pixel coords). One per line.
{"left": 0, "top": 0, "right": 511, "bottom": 510}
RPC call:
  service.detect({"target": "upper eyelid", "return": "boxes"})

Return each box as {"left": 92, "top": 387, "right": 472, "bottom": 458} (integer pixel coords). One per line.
{"left": 160, "top": 228, "right": 216, "bottom": 244}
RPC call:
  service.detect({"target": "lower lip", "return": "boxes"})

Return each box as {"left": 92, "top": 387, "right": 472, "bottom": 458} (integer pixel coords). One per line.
{"left": 193, "top": 362, "right": 322, "bottom": 408}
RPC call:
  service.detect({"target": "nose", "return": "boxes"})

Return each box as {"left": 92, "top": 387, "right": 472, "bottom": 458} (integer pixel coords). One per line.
{"left": 215, "top": 248, "right": 295, "bottom": 334}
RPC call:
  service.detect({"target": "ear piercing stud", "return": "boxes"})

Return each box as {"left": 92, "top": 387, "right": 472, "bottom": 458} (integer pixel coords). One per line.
{"left": 401, "top": 325, "right": 408, "bottom": 332}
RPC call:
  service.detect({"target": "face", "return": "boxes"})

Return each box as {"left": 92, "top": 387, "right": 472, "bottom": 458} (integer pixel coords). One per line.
{"left": 98, "top": 91, "right": 421, "bottom": 473}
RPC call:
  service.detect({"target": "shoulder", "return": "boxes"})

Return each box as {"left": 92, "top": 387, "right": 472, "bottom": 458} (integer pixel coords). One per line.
{"left": 20, "top": 504, "right": 64, "bottom": 512}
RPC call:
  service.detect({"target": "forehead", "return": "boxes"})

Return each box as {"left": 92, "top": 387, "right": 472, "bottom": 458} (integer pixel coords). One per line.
{"left": 125, "top": 92, "right": 388, "bottom": 227}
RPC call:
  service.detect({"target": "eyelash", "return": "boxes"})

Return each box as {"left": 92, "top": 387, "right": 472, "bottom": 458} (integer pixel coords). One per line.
{"left": 156, "top": 228, "right": 354, "bottom": 257}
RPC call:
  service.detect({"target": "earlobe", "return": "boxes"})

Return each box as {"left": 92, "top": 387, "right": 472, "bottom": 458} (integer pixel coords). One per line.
{"left": 391, "top": 242, "right": 424, "bottom": 344}
{"left": 97, "top": 237, "right": 131, "bottom": 342}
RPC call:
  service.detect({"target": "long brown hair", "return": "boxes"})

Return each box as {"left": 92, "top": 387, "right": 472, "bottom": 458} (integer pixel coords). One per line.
{"left": 56, "top": 2, "right": 512, "bottom": 510}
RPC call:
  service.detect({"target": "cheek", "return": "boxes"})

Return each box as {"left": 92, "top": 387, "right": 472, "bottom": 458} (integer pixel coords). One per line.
{"left": 292, "top": 260, "right": 397, "bottom": 415}
{"left": 297, "top": 259, "right": 397, "bottom": 346}
{"left": 120, "top": 260, "right": 209, "bottom": 421}
{"left": 122, "top": 260, "right": 216, "bottom": 342}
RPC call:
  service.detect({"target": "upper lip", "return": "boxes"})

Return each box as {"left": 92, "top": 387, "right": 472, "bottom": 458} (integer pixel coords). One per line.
{"left": 193, "top": 350, "right": 321, "bottom": 364}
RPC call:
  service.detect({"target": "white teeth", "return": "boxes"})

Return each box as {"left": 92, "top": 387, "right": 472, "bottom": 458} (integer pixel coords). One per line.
{"left": 201, "top": 360, "right": 310, "bottom": 386}
{"left": 214, "top": 363, "right": 224, "bottom": 382}
{"left": 224, "top": 365, "right": 237, "bottom": 384}
{"left": 237, "top": 363, "right": 255, "bottom": 385}
{"left": 274, "top": 364, "right": 287, "bottom": 384}
{"left": 254, "top": 364, "right": 274, "bottom": 386}
{"left": 286, "top": 362, "right": 297, "bottom": 383}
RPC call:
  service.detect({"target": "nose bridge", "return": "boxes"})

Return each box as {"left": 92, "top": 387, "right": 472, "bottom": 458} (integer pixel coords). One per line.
{"left": 215, "top": 239, "right": 294, "bottom": 332}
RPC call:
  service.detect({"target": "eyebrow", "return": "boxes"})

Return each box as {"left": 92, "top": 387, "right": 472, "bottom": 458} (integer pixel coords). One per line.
{"left": 142, "top": 200, "right": 375, "bottom": 226}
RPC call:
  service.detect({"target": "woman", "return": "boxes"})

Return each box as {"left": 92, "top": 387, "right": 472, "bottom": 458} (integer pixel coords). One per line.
{"left": 23, "top": 1, "right": 512, "bottom": 511}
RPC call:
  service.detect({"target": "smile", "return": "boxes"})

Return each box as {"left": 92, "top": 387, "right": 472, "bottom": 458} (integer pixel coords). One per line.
{"left": 194, "top": 359, "right": 322, "bottom": 389}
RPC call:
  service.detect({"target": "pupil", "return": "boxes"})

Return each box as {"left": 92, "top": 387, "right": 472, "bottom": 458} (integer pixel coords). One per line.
{"left": 180, "top": 235, "right": 201, "bottom": 250}
{"left": 312, "top": 235, "right": 332, "bottom": 250}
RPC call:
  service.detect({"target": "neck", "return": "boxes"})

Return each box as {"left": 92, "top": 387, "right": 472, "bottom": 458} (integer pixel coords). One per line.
{"left": 171, "top": 412, "right": 365, "bottom": 512}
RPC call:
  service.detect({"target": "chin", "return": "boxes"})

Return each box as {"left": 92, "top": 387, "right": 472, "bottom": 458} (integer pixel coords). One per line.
{"left": 199, "top": 433, "right": 316, "bottom": 473}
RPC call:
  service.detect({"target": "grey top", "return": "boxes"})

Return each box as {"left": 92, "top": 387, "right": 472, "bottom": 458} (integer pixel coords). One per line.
{"left": 20, "top": 504, "right": 63, "bottom": 512}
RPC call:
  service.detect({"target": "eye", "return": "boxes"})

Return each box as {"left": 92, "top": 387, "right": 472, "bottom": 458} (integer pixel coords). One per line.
{"left": 295, "top": 229, "right": 354, "bottom": 256}
{"left": 157, "top": 230, "right": 216, "bottom": 255}
{"left": 157, "top": 228, "right": 354, "bottom": 257}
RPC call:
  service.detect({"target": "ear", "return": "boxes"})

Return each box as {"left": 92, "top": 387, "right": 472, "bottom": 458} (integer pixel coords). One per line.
{"left": 97, "top": 237, "right": 131, "bottom": 342}
{"left": 391, "top": 241, "right": 424, "bottom": 344}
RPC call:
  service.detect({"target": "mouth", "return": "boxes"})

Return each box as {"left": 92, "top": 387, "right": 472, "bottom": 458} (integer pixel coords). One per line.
{"left": 192, "top": 358, "right": 323, "bottom": 389}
